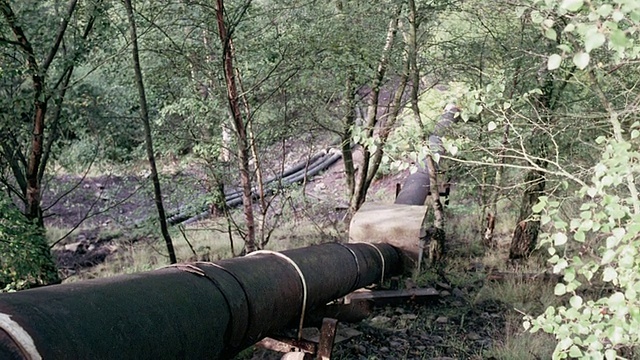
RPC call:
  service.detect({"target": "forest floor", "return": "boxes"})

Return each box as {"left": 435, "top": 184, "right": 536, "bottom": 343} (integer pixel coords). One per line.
{"left": 42, "top": 131, "right": 558, "bottom": 359}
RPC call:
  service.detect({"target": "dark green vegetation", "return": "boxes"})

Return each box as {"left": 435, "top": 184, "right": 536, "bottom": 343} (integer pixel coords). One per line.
{"left": 1, "top": 0, "right": 640, "bottom": 358}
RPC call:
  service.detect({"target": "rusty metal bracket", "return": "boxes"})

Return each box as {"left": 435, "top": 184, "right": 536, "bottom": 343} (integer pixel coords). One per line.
{"left": 316, "top": 318, "right": 338, "bottom": 360}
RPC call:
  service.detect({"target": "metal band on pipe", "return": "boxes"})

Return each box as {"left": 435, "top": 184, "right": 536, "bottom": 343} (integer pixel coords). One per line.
{"left": 247, "top": 250, "right": 308, "bottom": 339}
{"left": 336, "top": 243, "right": 361, "bottom": 290}
{"left": 160, "top": 263, "right": 251, "bottom": 348}
{"left": 358, "top": 243, "right": 386, "bottom": 284}
{"left": 0, "top": 313, "right": 42, "bottom": 360}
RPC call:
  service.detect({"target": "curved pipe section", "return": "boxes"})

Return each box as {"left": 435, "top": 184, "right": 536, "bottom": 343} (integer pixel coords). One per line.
{"left": 0, "top": 242, "right": 401, "bottom": 360}
{"left": 394, "top": 104, "right": 458, "bottom": 205}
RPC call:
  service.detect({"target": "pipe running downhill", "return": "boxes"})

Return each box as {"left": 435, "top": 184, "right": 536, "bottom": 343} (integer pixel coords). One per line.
{"left": 0, "top": 242, "right": 402, "bottom": 360}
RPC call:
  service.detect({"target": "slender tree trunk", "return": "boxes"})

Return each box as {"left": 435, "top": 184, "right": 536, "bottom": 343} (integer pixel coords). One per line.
{"left": 124, "top": 0, "right": 177, "bottom": 264}
{"left": 364, "top": 57, "right": 409, "bottom": 191}
{"left": 215, "top": 0, "right": 256, "bottom": 253}
{"left": 509, "top": 162, "right": 546, "bottom": 259}
{"left": 341, "top": 73, "right": 357, "bottom": 200}
{"left": 407, "top": 0, "right": 445, "bottom": 265}
{"left": 509, "top": 21, "right": 570, "bottom": 260}
{"left": 347, "top": 7, "right": 401, "bottom": 218}
{"left": 484, "top": 123, "right": 509, "bottom": 248}
{"left": 1, "top": 3, "right": 47, "bottom": 224}
{"left": 232, "top": 61, "right": 269, "bottom": 248}
{"left": 425, "top": 156, "right": 446, "bottom": 265}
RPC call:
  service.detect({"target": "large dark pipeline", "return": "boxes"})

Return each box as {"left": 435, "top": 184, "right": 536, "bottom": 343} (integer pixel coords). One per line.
{"left": 394, "top": 104, "right": 458, "bottom": 205}
{"left": 0, "top": 242, "right": 402, "bottom": 360}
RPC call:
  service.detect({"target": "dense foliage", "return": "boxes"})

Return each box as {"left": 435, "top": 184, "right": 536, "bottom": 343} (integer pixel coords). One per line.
{"left": 0, "top": 194, "right": 58, "bottom": 291}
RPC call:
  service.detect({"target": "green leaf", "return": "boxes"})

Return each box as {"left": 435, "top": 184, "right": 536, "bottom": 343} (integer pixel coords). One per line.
{"left": 573, "top": 52, "right": 590, "bottom": 69}
{"left": 554, "top": 232, "right": 568, "bottom": 246}
{"left": 487, "top": 121, "right": 497, "bottom": 131}
{"left": 544, "top": 28, "right": 557, "bottom": 41}
{"left": 532, "top": 202, "right": 545, "bottom": 213}
{"left": 569, "top": 345, "right": 583, "bottom": 357}
{"left": 561, "top": 0, "right": 584, "bottom": 12}
{"left": 601, "top": 249, "right": 616, "bottom": 264}
{"left": 548, "top": 54, "right": 562, "bottom": 70}
{"left": 607, "top": 292, "right": 625, "bottom": 307}
{"left": 612, "top": 10, "right": 624, "bottom": 22}
{"left": 555, "top": 283, "right": 567, "bottom": 296}
{"left": 605, "top": 349, "right": 618, "bottom": 360}
{"left": 585, "top": 32, "right": 606, "bottom": 53}
{"left": 531, "top": 11, "right": 544, "bottom": 24}
{"left": 558, "top": 337, "right": 573, "bottom": 351}
{"left": 596, "top": 4, "right": 613, "bottom": 17}
{"left": 602, "top": 267, "right": 617, "bottom": 282}
{"left": 569, "top": 295, "right": 582, "bottom": 309}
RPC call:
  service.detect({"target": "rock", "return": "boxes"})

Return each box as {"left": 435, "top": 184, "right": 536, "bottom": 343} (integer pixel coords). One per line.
{"left": 435, "top": 316, "right": 448, "bottom": 324}
{"left": 421, "top": 334, "right": 444, "bottom": 343}
{"left": 370, "top": 316, "right": 391, "bottom": 326}
{"left": 440, "top": 290, "right": 451, "bottom": 297}
{"left": 467, "top": 332, "right": 481, "bottom": 340}
{"left": 379, "top": 347, "right": 389, "bottom": 353}
{"left": 452, "top": 287, "right": 465, "bottom": 298}
{"left": 351, "top": 344, "right": 367, "bottom": 354}
{"left": 64, "top": 242, "right": 81, "bottom": 252}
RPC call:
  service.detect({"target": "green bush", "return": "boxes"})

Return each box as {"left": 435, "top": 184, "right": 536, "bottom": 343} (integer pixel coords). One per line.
{"left": 0, "top": 196, "right": 59, "bottom": 292}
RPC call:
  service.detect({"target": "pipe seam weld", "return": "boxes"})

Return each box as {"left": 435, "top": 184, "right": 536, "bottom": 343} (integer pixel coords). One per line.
{"left": 0, "top": 312, "right": 42, "bottom": 360}
{"left": 247, "top": 250, "right": 308, "bottom": 340}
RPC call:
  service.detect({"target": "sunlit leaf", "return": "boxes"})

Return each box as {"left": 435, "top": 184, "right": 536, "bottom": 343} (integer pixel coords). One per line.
{"left": 544, "top": 28, "right": 557, "bottom": 41}
{"left": 573, "top": 52, "right": 590, "bottom": 69}
{"left": 548, "top": 54, "right": 562, "bottom": 70}
{"left": 561, "top": 0, "right": 584, "bottom": 12}
{"left": 585, "top": 32, "right": 606, "bottom": 52}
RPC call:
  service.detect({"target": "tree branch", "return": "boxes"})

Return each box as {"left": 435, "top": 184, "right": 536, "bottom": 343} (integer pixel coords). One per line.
{"left": 42, "top": 0, "right": 79, "bottom": 72}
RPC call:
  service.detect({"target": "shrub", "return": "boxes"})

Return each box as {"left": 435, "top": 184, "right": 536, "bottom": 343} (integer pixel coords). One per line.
{"left": 0, "top": 196, "right": 59, "bottom": 292}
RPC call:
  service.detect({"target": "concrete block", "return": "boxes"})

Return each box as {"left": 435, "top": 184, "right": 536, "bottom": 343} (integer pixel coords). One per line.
{"left": 349, "top": 203, "right": 427, "bottom": 270}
